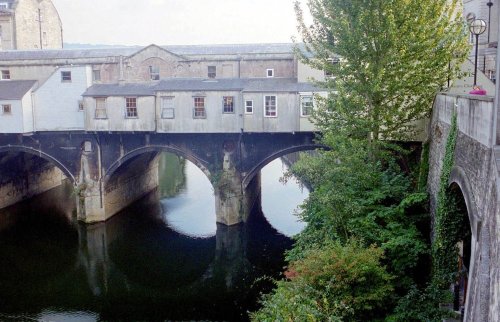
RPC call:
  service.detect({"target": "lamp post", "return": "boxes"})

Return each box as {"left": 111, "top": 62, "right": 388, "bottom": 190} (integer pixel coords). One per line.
{"left": 469, "top": 19, "right": 487, "bottom": 86}
{"left": 484, "top": 1, "right": 493, "bottom": 74}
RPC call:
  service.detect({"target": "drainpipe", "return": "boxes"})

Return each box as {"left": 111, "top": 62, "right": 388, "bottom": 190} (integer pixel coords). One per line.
{"left": 38, "top": 9, "right": 43, "bottom": 49}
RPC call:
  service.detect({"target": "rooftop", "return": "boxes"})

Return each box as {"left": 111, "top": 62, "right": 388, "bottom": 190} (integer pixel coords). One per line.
{"left": 0, "top": 80, "right": 37, "bottom": 100}
{"left": 0, "top": 43, "right": 301, "bottom": 61}
{"left": 82, "top": 78, "right": 322, "bottom": 97}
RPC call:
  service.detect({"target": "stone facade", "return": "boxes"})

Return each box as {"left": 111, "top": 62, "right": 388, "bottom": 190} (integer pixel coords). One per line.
{"left": 428, "top": 93, "right": 500, "bottom": 321}
{"left": 0, "top": 0, "right": 62, "bottom": 50}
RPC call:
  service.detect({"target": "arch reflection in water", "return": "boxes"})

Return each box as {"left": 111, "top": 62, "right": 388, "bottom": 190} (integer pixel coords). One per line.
{"left": 99, "top": 198, "right": 291, "bottom": 321}
{"left": 0, "top": 150, "right": 306, "bottom": 321}
{"left": 261, "top": 155, "right": 308, "bottom": 237}
{"left": 158, "top": 153, "right": 216, "bottom": 237}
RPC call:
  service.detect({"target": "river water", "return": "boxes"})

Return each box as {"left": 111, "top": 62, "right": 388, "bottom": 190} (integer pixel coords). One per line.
{"left": 0, "top": 153, "right": 308, "bottom": 321}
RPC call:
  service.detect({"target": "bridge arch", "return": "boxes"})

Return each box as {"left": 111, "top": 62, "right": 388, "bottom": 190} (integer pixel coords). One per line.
{"left": 242, "top": 144, "right": 325, "bottom": 189}
{"left": 0, "top": 145, "right": 76, "bottom": 184}
{"left": 102, "top": 145, "right": 212, "bottom": 185}
{"left": 448, "top": 165, "right": 488, "bottom": 320}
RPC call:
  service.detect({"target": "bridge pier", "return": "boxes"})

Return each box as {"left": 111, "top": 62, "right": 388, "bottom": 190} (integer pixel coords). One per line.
{"left": 214, "top": 149, "right": 261, "bottom": 226}
{"left": 77, "top": 148, "right": 160, "bottom": 223}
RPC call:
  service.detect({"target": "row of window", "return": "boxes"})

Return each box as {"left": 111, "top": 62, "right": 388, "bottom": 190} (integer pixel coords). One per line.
{"left": 1, "top": 64, "right": 280, "bottom": 84}
{"left": 92, "top": 95, "right": 314, "bottom": 120}
{"left": 1, "top": 70, "right": 72, "bottom": 82}
{"left": 142, "top": 65, "right": 277, "bottom": 81}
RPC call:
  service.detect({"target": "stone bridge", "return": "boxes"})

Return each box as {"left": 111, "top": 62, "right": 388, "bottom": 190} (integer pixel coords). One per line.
{"left": 0, "top": 131, "right": 322, "bottom": 225}
{"left": 428, "top": 93, "right": 500, "bottom": 321}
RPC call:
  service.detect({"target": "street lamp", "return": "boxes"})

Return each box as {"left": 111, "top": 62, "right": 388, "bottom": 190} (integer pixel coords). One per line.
{"left": 484, "top": 1, "right": 494, "bottom": 74}
{"left": 469, "top": 19, "right": 487, "bottom": 86}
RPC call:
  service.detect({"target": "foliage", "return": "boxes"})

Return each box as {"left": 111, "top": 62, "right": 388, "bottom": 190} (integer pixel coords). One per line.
{"left": 389, "top": 283, "right": 453, "bottom": 321}
{"left": 251, "top": 240, "right": 393, "bottom": 322}
{"left": 288, "top": 135, "right": 428, "bottom": 287}
{"left": 417, "top": 141, "right": 431, "bottom": 192}
{"left": 431, "top": 111, "right": 470, "bottom": 294}
{"left": 253, "top": 0, "right": 471, "bottom": 319}
{"left": 295, "top": 0, "right": 469, "bottom": 142}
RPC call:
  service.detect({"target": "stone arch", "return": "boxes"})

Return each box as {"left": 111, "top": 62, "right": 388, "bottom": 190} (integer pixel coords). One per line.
{"left": 102, "top": 145, "right": 212, "bottom": 186}
{"left": 449, "top": 166, "right": 480, "bottom": 238}
{"left": 242, "top": 144, "right": 324, "bottom": 188}
{"left": 0, "top": 145, "right": 76, "bottom": 184}
{"left": 448, "top": 165, "right": 489, "bottom": 321}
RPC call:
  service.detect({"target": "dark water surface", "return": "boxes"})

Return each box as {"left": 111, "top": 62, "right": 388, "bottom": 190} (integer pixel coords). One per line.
{"left": 0, "top": 154, "right": 308, "bottom": 321}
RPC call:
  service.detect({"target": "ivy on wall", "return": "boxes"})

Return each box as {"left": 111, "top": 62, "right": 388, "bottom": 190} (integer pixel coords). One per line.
{"left": 431, "top": 110, "right": 461, "bottom": 290}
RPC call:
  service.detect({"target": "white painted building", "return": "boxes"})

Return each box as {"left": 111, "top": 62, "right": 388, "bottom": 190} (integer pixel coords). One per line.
{"left": 0, "top": 79, "right": 36, "bottom": 133}
{"left": 33, "top": 65, "right": 91, "bottom": 131}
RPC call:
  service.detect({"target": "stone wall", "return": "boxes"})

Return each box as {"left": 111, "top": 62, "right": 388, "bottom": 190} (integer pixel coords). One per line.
{"left": 428, "top": 93, "right": 500, "bottom": 321}
{"left": 0, "top": 152, "right": 65, "bottom": 209}
{"left": 13, "top": 0, "right": 62, "bottom": 50}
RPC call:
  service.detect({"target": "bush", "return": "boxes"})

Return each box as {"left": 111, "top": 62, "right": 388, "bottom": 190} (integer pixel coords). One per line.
{"left": 251, "top": 240, "right": 393, "bottom": 321}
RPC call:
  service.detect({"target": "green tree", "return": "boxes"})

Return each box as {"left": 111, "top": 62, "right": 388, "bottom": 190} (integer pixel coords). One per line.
{"left": 252, "top": 1, "right": 470, "bottom": 320}
{"left": 295, "top": 0, "right": 468, "bottom": 143}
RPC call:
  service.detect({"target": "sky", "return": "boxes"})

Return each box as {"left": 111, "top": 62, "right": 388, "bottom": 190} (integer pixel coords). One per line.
{"left": 51, "top": 0, "right": 308, "bottom": 46}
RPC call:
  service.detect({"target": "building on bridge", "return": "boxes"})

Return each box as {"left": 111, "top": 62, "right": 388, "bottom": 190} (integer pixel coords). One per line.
{"left": 0, "top": 42, "right": 326, "bottom": 227}
{"left": 0, "top": 43, "right": 325, "bottom": 134}
{"left": 0, "top": 2, "right": 500, "bottom": 321}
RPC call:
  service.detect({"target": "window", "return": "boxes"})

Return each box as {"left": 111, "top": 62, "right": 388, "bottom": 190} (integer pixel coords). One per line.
{"left": 264, "top": 95, "right": 277, "bottom": 117}
{"left": 300, "top": 95, "right": 314, "bottom": 116}
{"left": 61, "top": 71, "right": 72, "bottom": 82}
{"left": 2, "top": 104, "right": 11, "bottom": 114}
{"left": 245, "top": 100, "right": 253, "bottom": 114}
{"left": 161, "top": 96, "right": 175, "bottom": 119}
{"left": 193, "top": 97, "right": 206, "bottom": 118}
{"left": 94, "top": 98, "right": 107, "bottom": 119}
{"left": 208, "top": 66, "right": 216, "bottom": 78}
{"left": 149, "top": 66, "right": 160, "bottom": 81}
{"left": 125, "top": 97, "right": 138, "bottom": 118}
{"left": 266, "top": 69, "right": 274, "bottom": 77}
{"left": 92, "top": 69, "right": 101, "bottom": 82}
{"left": 223, "top": 96, "right": 234, "bottom": 113}
{"left": 0, "top": 3, "right": 8, "bottom": 9}
{"left": 78, "top": 100, "right": 84, "bottom": 111}
{"left": 1, "top": 70, "right": 10, "bottom": 80}
{"left": 324, "top": 58, "right": 339, "bottom": 79}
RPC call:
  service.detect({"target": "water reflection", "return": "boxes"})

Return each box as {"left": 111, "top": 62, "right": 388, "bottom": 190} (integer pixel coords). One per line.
{"left": 160, "top": 158, "right": 216, "bottom": 237}
{"left": 0, "top": 152, "right": 308, "bottom": 321}
{"left": 261, "top": 157, "right": 308, "bottom": 236}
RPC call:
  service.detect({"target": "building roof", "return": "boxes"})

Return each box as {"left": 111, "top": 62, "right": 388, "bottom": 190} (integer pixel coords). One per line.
{"left": 82, "top": 82, "right": 157, "bottom": 97}
{"left": 0, "top": 80, "right": 37, "bottom": 100}
{"left": 82, "top": 78, "right": 324, "bottom": 97}
{"left": 155, "top": 78, "right": 246, "bottom": 91}
{"left": 0, "top": 43, "right": 300, "bottom": 61}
